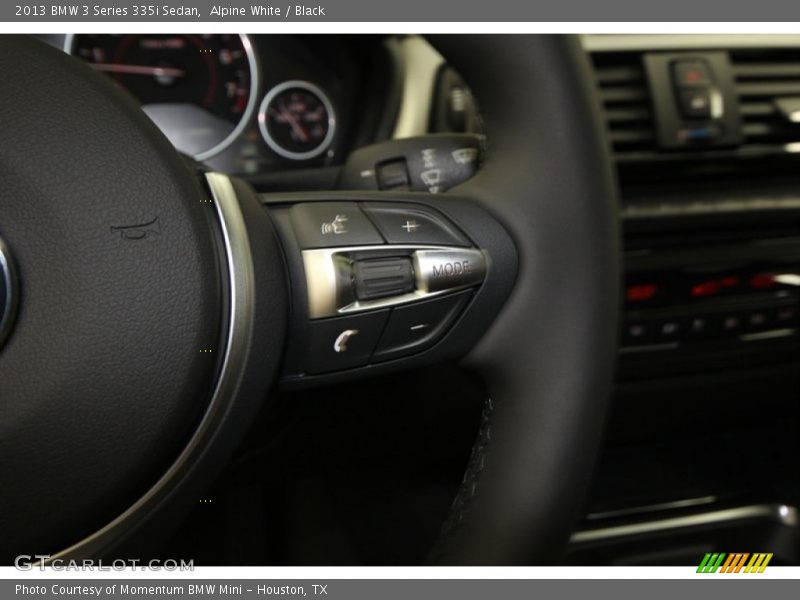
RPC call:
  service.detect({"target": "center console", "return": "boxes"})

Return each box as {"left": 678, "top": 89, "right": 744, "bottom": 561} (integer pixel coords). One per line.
{"left": 568, "top": 36, "right": 800, "bottom": 565}
{"left": 620, "top": 200, "right": 800, "bottom": 379}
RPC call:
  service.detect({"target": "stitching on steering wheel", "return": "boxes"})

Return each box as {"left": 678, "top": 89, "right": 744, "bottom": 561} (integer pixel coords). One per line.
{"left": 428, "top": 396, "right": 494, "bottom": 562}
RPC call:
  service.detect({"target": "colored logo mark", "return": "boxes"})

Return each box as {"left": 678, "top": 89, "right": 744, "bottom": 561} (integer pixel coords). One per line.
{"left": 697, "top": 553, "right": 773, "bottom": 573}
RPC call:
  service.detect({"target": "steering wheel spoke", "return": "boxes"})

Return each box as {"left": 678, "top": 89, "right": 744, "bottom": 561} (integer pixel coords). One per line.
{"left": 260, "top": 190, "right": 517, "bottom": 387}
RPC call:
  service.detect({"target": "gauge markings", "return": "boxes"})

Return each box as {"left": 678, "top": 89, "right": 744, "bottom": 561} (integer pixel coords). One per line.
{"left": 67, "top": 34, "right": 258, "bottom": 160}
{"left": 258, "top": 80, "right": 336, "bottom": 161}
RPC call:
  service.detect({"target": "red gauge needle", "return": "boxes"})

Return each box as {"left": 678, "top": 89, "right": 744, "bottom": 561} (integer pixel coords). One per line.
{"left": 90, "top": 63, "right": 186, "bottom": 78}
{"left": 273, "top": 101, "right": 310, "bottom": 142}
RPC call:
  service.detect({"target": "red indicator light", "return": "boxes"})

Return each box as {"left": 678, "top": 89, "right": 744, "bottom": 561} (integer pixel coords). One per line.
{"left": 691, "top": 281, "right": 720, "bottom": 297}
{"left": 720, "top": 276, "right": 740, "bottom": 288}
{"left": 627, "top": 284, "right": 658, "bottom": 302}
{"left": 750, "top": 274, "right": 777, "bottom": 289}
{"left": 685, "top": 70, "right": 702, "bottom": 82}
{"left": 691, "top": 275, "right": 741, "bottom": 297}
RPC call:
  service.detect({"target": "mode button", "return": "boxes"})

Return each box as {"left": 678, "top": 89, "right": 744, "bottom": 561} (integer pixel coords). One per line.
{"left": 414, "top": 248, "right": 487, "bottom": 294}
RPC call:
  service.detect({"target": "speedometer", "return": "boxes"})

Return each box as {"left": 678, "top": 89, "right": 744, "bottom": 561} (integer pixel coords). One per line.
{"left": 65, "top": 34, "right": 258, "bottom": 160}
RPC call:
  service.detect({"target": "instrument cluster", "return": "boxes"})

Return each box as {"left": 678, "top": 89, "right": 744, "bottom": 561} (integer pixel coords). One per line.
{"left": 60, "top": 34, "right": 363, "bottom": 174}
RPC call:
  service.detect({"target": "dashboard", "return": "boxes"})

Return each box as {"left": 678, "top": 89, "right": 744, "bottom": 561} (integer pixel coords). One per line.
{"left": 567, "top": 34, "right": 800, "bottom": 567}
{"left": 39, "top": 34, "right": 404, "bottom": 176}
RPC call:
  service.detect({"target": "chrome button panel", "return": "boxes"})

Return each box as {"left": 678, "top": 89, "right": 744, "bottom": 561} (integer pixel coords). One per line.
{"left": 302, "top": 245, "right": 488, "bottom": 319}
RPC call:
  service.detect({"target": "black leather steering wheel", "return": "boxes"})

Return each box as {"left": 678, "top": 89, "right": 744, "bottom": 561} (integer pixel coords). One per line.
{"left": 0, "top": 35, "right": 619, "bottom": 565}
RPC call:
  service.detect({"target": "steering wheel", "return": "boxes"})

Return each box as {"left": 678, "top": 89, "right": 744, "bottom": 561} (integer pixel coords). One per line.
{"left": 0, "top": 35, "right": 618, "bottom": 565}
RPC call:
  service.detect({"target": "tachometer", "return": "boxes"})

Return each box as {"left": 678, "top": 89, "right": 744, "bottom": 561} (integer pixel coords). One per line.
{"left": 258, "top": 80, "right": 336, "bottom": 160}
{"left": 65, "top": 34, "right": 258, "bottom": 160}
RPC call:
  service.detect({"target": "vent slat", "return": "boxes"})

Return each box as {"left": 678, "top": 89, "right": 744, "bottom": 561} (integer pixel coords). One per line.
{"left": 742, "top": 122, "right": 777, "bottom": 137}
{"left": 736, "top": 81, "right": 800, "bottom": 97}
{"left": 595, "top": 66, "right": 646, "bottom": 85}
{"left": 742, "top": 121, "right": 800, "bottom": 140}
{"left": 732, "top": 50, "right": 800, "bottom": 150}
{"left": 604, "top": 107, "right": 653, "bottom": 123}
{"left": 608, "top": 129, "right": 655, "bottom": 144}
{"left": 600, "top": 85, "right": 650, "bottom": 103}
{"left": 733, "top": 63, "right": 800, "bottom": 79}
{"left": 739, "top": 102, "right": 776, "bottom": 117}
{"left": 592, "top": 51, "right": 657, "bottom": 159}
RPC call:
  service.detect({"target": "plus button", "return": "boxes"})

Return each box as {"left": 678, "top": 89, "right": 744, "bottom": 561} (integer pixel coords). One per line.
{"left": 401, "top": 220, "right": 421, "bottom": 233}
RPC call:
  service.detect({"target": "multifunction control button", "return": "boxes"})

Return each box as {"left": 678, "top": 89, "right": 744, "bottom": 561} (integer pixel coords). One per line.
{"left": 302, "top": 246, "right": 487, "bottom": 319}
{"left": 414, "top": 248, "right": 487, "bottom": 294}
{"left": 362, "top": 203, "right": 469, "bottom": 246}
{"left": 290, "top": 202, "right": 383, "bottom": 248}
{"left": 305, "top": 310, "right": 390, "bottom": 374}
{"left": 374, "top": 292, "right": 471, "bottom": 361}
{"left": 278, "top": 200, "right": 492, "bottom": 375}
{"left": 353, "top": 257, "right": 415, "bottom": 300}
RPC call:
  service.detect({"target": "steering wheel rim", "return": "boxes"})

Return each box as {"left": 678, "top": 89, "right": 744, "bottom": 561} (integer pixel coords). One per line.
{"left": 426, "top": 35, "right": 620, "bottom": 564}
{"left": 0, "top": 36, "right": 289, "bottom": 563}
{"left": 0, "top": 34, "right": 618, "bottom": 565}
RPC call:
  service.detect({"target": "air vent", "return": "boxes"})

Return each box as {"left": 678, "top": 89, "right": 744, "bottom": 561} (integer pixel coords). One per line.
{"left": 591, "top": 52, "right": 656, "bottom": 159}
{"left": 591, "top": 48, "right": 800, "bottom": 189}
{"left": 731, "top": 48, "right": 800, "bottom": 154}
